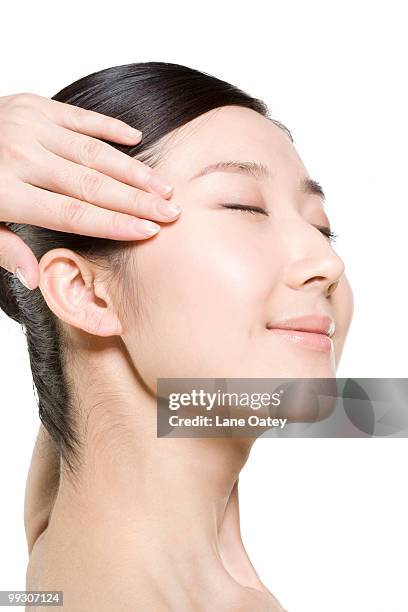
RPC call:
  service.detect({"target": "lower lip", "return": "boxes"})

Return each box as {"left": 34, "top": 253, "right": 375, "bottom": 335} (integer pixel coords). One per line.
{"left": 267, "top": 328, "right": 333, "bottom": 353}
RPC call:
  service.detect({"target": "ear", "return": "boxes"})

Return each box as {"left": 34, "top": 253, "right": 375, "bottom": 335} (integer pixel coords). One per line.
{"left": 38, "top": 249, "right": 123, "bottom": 336}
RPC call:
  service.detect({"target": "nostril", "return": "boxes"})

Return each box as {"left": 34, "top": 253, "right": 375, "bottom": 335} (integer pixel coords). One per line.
{"left": 304, "top": 275, "right": 325, "bottom": 286}
{"left": 327, "top": 281, "right": 339, "bottom": 297}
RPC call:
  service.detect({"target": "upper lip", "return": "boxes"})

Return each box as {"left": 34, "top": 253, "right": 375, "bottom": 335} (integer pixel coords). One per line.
{"left": 266, "top": 314, "right": 335, "bottom": 337}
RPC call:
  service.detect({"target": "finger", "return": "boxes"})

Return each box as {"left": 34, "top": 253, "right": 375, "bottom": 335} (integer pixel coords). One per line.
{"left": 36, "top": 126, "right": 174, "bottom": 198}
{"left": 9, "top": 182, "right": 163, "bottom": 241}
{"left": 0, "top": 223, "right": 39, "bottom": 289}
{"left": 18, "top": 146, "right": 181, "bottom": 223}
{"left": 38, "top": 96, "right": 144, "bottom": 145}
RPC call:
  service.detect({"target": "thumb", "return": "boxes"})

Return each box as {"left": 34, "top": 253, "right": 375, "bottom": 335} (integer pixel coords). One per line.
{"left": 0, "top": 224, "right": 39, "bottom": 290}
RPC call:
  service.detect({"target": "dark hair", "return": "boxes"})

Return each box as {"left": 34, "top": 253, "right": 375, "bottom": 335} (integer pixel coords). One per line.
{"left": 0, "top": 61, "right": 292, "bottom": 476}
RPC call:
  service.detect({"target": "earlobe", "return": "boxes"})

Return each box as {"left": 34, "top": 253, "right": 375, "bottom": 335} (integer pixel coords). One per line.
{"left": 38, "top": 249, "right": 123, "bottom": 337}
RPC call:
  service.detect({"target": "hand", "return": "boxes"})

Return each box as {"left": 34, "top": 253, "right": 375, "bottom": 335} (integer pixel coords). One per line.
{"left": 0, "top": 92, "right": 181, "bottom": 290}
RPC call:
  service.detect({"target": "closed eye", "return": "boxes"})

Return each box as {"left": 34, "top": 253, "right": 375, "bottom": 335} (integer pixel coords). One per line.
{"left": 221, "top": 204, "right": 338, "bottom": 243}
{"left": 314, "top": 225, "right": 338, "bottom": 243}
{"left": 220, "top": 203, "right": 268, "bottom": 216}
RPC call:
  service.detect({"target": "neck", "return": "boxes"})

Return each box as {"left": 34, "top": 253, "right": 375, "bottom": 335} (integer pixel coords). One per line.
{"left": 49, "top": 336, "right": 267, "bottom": 600}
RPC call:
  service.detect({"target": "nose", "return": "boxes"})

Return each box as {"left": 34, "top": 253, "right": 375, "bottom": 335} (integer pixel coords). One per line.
{"left": 283, "top": 220, "right": 345, "bottom": 297}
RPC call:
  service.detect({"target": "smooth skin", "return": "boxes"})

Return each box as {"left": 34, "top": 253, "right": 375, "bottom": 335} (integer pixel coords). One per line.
{"left": 24, "top": 105, "right": 353, "bottom": 611}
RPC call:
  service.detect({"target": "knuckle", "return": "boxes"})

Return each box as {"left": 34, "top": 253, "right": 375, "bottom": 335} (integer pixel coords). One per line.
{"left": 61, "top": 199, "right": 86, "bottom": 229}
{"left": 69, "top": 104, "right": 88, "bottom": 130}
{"left": 124, "top": 157, "right": 139, "bottom": 181}
{"left": 109, "top": 211, "right": 125, "bottom": 234}
{"left": 0, "top": 94, "right": 29, "bottom": 126}
{"left": 7, "top": 93, "right": 36, "bottom": 119}
{"left": 0, "top": 173, "right": 15, "bottom": 199}
{"left": 89, "top": 112, "right": 108, "bottom": 128}
{"left": 78, "top": 171, "right": 104, "bottom": 202}
{"left": 0, "top": 140, "right": 28, "bottom": 162}
{"left": 77, "top": 137, "right": 103, "bottom": 165}
{"left": 128, "top": 187, "right": 145, "bottom": 210}
{"left": 14, "top": 92, "right": 36, "bottom": 105}
{"left": 127, "top": 159, "right": 151, "bottom": 188}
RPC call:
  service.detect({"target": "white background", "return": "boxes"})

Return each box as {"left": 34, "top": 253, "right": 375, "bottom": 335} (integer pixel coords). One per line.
{"left": 1, "top": 1, "right": 407, "bottom": 610}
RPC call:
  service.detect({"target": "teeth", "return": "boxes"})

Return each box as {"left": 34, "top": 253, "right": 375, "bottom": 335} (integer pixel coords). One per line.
{"left": 327, "top": 320, "right": 336, "bottom": 337}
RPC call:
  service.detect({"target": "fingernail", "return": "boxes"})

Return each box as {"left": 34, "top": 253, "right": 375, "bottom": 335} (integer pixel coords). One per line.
{"left": 15, "top": 267, "right": 33, "bottom": 290}
{"left": 148, "top": 173, "right": 174, "bottom": 196}
{"left": 154, "top": 199, "right": 181, "bottom": 218}
{"left": 125, "top": 126, "right": 143, "bottom": 139}
{"left": 131, "top": 220, "right": 161, "bottom": 235}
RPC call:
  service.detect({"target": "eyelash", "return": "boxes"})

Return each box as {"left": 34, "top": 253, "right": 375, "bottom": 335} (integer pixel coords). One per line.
{"left": 221, "top": 203, "right": 338, "bottom": 243}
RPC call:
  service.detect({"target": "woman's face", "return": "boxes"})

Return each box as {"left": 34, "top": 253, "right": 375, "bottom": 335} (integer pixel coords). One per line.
{"left": 121, "top": 106, "right": 353, "bottom": 385}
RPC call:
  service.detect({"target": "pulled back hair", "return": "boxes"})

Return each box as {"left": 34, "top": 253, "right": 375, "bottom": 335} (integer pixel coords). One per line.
{"left": 0, "top": 61, "right": 292, "bottom": 475}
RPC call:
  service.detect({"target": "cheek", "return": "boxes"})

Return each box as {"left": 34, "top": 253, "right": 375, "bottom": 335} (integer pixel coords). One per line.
{"left": 127, "top": 221, "right": 273, "bottom": 380}
{"left": 152, "top": 232, "right": 267, "bottom": 331}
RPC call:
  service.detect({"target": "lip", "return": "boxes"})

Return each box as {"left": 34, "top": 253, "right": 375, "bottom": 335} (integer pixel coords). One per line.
{"left": 266, "top": 314, "right": 335, "bottom": 353}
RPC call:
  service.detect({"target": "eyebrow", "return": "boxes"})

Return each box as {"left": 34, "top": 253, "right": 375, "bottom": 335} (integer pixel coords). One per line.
{"left": 188, "top": 160, "right": 326, "bottom": 202}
